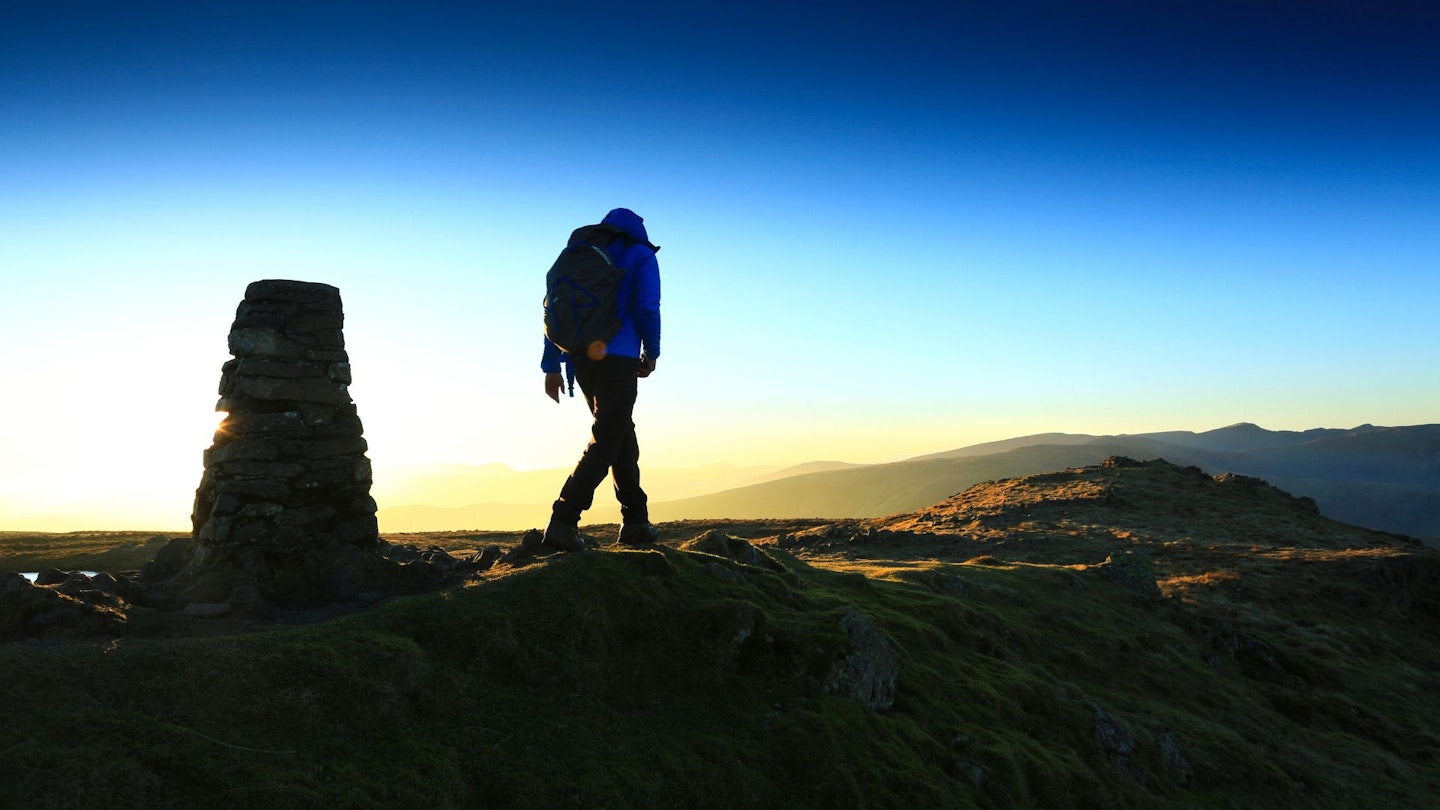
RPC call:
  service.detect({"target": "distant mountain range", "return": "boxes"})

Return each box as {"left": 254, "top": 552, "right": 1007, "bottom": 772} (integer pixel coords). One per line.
{"left": 648, "top": 424, "right": 1440, "bottom": 539}
{"left": 375, "top": 423, "right": 1440, "bottom": 540}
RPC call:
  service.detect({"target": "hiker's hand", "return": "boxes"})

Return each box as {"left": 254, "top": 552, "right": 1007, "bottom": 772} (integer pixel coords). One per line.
{"left": 544, "top": 373, "right": 563, "bottom": 403}
{"left": 637, "top": 355, "right": 656, "bottom": 378}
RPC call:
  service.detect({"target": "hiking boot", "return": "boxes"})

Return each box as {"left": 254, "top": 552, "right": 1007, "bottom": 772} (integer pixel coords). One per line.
{"left": 542, "top": 518, "right": 586, "bottom": 552}
{"left": 617, "top": 522, "right": 659, "bottom": 546}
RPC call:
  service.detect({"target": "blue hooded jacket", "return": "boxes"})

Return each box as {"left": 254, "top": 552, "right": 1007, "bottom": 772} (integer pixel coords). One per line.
{"left": 541, "top": 208, "right": 661, "bottom": 375}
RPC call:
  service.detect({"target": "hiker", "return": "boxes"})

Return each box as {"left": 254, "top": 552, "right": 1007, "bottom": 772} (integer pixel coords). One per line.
{"left": 540, "top": 208, "right": 661, "bottom": 551}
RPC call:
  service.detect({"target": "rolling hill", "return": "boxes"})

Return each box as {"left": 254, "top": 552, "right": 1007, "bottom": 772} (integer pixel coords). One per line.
{"left": 654, "top": 424, "right": 1440, "bottom": 539}
{"left": 5, "top": 456, "right": 1437, "bottom": 807}
{"left": 366, "top": 423, "right": 1440, "bottom": 540}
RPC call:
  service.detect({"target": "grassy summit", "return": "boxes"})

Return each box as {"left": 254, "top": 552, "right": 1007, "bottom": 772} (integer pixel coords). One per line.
{"left": 2, "top": 458, "right": 1437, "bottom": 808}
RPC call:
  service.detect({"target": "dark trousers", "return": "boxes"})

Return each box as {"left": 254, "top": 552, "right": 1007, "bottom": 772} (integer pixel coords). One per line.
{"left": 552, "top": 355, "right": 648, "bottom": 525}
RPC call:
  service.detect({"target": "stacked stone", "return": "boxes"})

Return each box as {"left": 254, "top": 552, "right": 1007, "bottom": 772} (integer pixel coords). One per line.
{"left": 186, "top": 280, "right": 379, "bottom": 604}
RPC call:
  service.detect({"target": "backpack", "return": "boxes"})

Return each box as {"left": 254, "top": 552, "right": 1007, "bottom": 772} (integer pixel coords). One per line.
{"left": 543, "top": 223, "right": 630, "bottom": 360}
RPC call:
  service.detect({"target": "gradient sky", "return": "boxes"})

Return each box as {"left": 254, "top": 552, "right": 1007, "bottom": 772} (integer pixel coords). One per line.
{"left": 2, "top": 1, "right": 1437, "bottom": 529}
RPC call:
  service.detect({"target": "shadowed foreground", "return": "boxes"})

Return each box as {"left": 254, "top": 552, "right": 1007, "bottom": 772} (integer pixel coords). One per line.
{"left": 2, "top": 459, "right": 1438, "bottom": 808}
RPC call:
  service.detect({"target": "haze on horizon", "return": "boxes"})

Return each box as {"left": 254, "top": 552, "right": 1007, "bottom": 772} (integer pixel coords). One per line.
{"left": 2, "top": 2, "right": 1437, "bottom": 531}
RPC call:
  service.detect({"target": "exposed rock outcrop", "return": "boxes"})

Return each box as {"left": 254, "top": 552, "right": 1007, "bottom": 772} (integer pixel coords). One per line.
{"left": 1092, "top": 549, "right": 1163, "bottom": 599}
{"left": 681, "top": 530, "right": 786, "bottom": 572}
{"left": 0, "top": 573, "right": 129, "bottom": 641}
{"left": 1093, "top": 704, "right": 1138, "bottom": 775}
{"left": 823, "top": 607, "right": 899, "bottom": 710}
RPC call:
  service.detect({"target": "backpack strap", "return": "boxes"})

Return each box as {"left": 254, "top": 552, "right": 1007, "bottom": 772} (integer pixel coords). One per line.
{"left": 570, "top": 222, "right": 661, "bottom": 253}
{"left": 568, "top": 223, "right": 629, "bottom": 248}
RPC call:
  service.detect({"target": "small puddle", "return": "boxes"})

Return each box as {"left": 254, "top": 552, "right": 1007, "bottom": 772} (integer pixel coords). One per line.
{"left": 18, "top": 571, "right": 99, "bottom": 583}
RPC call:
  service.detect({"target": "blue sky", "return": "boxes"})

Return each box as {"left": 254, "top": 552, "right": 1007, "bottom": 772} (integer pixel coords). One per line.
{"left": 2, "top": 0, "right": 1437, "bottom": 528}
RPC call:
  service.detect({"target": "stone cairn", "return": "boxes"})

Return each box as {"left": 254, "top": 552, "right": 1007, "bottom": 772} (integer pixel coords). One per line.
{"left": 0, "top": 279, "right": 503, "bottom": 637}
{"left": 178, "top": 280, "right": 389, "bottom": 607}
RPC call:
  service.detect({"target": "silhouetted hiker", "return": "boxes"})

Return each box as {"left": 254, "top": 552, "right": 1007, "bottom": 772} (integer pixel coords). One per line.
{"left": 540, "top": 208, "right": 661, "bottom": 551}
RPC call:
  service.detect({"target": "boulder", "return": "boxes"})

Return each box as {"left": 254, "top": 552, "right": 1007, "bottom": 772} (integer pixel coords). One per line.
{"left": 139, "top": 537, "right": 194, "bottom": 583}
{"left": 680, "top": 530, "right": 785, "bottom": 572}
{"left": 88, "top": 572, "right": 120, "bottom": 595}
{"left": 0, "top": 572, "right": 32, "bottom": 592}
{"left": 1161, "top": 730, "right": 1194, "bottom": 785}
{"left": 1093, "top": 705, "right": 1137, "bottom": 775}
{"left": 823, "top": 607, "right": 899, "bottom": 711}
{"left": 1093, "top": 550, "right": 1162, "bottom": 599}
{"left": 1, "top": 586, "right": 125, "bottom": 640}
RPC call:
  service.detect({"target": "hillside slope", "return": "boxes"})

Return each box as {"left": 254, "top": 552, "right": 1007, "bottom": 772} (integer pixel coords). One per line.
{"left": 656, "top": 424, "right": 1440, "bottom": 538}
{"left": 3, "top": 458, "right": 1438, "bottom": 807}
{"left": 653, "top": 439, "right": 1197, "bottom": 521}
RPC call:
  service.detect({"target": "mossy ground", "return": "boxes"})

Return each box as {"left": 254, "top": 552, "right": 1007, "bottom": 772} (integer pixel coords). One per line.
{"left": 3, "top": 462, "right": 1438, "bottom": 808}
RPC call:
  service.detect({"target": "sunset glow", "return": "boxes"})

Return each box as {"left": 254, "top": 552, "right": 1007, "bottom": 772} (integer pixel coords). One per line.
{"left": 3, "top": 1, "right": 1437, "bottom": 530}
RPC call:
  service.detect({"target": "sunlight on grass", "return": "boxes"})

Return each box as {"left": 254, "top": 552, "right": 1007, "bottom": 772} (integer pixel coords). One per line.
{"left": 4, "top": 459, "right": 1437, "bottom": 807}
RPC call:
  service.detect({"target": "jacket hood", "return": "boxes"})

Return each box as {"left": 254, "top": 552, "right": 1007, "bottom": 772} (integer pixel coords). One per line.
{"left": 602, "top": 207, "right": 650, "bottom": 245}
